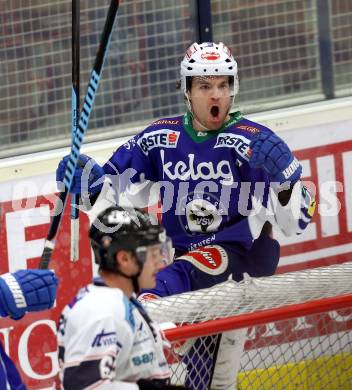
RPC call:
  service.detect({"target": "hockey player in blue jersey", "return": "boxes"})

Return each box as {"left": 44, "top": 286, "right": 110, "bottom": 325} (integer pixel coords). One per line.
{"left": 0, "top": 269, "right": 58, "bottom": 389}
{"left": 57, "top": 41, "right": 316, "bottom": 388}
{"left": 57, "top": 41, "right": 315, "bottom": 289}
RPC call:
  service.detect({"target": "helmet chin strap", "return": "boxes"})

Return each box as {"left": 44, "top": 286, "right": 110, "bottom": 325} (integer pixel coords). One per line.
{"left": 114, "top": 254, "right": 143, "bottom": 294}
{"left": 185, "top": 94, "right": 211, "bottom": 131}
{"left": 115, "top": 268, "right": 141, "bottom": 293}
{"left": 131, "top": 274, "right": 140, "bottom": 294}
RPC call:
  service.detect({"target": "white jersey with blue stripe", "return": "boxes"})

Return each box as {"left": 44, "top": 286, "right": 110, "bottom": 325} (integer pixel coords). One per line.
{"left": 57, "top": 281, "right": 170, "bottom": 389}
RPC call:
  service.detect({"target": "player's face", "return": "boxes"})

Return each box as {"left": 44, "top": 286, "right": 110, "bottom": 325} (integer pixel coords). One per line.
{"left": 188, "top": 76, "right": 232, "bottom": 131}
{"left": 138, "top": 244, "right": 165, "bottom": 289}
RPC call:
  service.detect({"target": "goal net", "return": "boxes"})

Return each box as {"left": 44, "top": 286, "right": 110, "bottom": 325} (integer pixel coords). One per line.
{"left": 143, "top": 262, "right": 352, "bottom": 389}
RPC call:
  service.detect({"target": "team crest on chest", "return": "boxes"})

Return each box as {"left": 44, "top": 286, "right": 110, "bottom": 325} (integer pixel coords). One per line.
{"left": 178, "top": 192, "right": 228, "bottom": 235}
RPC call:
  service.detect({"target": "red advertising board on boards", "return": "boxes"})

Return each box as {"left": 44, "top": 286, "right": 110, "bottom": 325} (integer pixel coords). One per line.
{"left": 0, "top": 139, "right": 351, "bottom": 388}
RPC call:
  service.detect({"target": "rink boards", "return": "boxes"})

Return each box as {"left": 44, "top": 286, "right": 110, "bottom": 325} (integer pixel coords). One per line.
{"left": 0, "top": 97, "right": 351, "bottom": 388}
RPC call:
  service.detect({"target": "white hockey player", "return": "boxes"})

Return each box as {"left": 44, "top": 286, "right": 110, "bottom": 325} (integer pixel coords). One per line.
{"left": 57, "top": 206, "right": 188, "bottom": 390}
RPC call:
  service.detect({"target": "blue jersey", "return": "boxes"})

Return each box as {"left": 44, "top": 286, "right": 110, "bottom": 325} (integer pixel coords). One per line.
{"left": 0, "top": 285, "right": 26, "bottom": 389}
{"left": 104, "top": 112, "right": 274, "bottom": 254}
{"left": 0, "top": 342, "right": 26, "bottom": 390}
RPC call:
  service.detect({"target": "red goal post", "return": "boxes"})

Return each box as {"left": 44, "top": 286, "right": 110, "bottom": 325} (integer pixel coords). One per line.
{"left": 143, "top": 263, "right": 352, "bottom": 389}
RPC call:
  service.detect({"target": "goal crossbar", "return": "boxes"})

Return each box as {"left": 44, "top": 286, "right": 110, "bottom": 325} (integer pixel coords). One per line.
{"left": 144, "top": 262, "right": 352, "bottom": 327}
{"left": 163, "top": 293, "right": 352, "bottom": 342}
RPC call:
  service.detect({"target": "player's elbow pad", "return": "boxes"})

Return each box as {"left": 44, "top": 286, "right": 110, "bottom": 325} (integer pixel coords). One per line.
{"left": 272, "top": 181, "right": 316, "bottom": 236}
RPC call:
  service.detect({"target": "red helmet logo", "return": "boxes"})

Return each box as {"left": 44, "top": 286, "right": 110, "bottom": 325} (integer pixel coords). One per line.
{"left": 201, "top": 52, "right": 220, "bottom": 61}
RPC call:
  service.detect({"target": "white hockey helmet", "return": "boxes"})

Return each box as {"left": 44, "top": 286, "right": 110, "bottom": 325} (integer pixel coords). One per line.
{"left": 180, "top": 42, "right": 239, "bottom": 97}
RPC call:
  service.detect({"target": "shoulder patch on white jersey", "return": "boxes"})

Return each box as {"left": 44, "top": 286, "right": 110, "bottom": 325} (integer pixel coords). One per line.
{"left": 137, "top": 129, "right": 180, "bottom": 155}
{"left": 178, "top": 245, "right": 228, "bottom": 275}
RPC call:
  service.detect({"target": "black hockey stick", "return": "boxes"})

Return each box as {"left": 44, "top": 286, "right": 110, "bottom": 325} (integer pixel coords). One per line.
{"left": 39, "top": 0, "right": 120, "bottom": 269}
{"left": 70, "top": 0, "right": 80, "bottom": 262}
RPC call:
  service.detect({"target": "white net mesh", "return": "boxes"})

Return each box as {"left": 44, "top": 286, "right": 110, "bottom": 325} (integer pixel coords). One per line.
{"left": 143, "top": 262, "right": 352, "bottom": 389}
{"left": 144, "top": 262, "right": 352, "bottom": 325}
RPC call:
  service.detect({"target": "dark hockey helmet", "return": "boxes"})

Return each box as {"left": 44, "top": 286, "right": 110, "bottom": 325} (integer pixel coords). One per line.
{"left": 89, "top": 206, "right": 171, "bottom": 272}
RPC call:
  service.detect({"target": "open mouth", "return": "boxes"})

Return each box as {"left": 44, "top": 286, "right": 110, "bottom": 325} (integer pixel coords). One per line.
{"left": 210, "top": 105, "right": 220, "bottom": 118}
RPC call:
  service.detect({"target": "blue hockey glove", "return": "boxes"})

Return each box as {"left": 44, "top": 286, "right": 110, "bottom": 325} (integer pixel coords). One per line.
{"left": 0, "top": 270, "right": 58, "bottom": 320}
{"left": 249, "top": 131, "right": 302, "bottom": 184}
{"left": 56, "top": 154, "right": 105, "bottom": 195}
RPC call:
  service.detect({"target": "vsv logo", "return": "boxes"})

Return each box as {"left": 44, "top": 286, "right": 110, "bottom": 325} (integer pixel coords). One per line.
{"left": 137, "top": 130, "right": 180, "bottom": 155}
{"left": 214, "top": 133, "right": 251, "bottom": 161}
{"left": 160, "top": 150, "right": 234, "bottom": 185}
